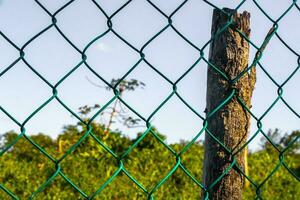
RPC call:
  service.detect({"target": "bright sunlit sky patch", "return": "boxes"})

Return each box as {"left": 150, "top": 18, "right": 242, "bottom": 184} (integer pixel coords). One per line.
{"left": 0, "top": 0, "right": 299, "bottom": 151}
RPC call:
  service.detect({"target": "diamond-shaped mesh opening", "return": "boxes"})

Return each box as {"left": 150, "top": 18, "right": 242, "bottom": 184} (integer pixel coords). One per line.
{"left": 59, "top": 136, "right": 118, "bottom": 195}
{"left": 122, "top": 132, "right": 176, "bottom": 190}
{"left": 54, "top": 0, "right": 107, "bottom": 50}
{"left": 151, "top": 96, "right": 204, "bottom": 143}
{"left": 171, "top": 0, "right": 212, "bottom": 48}
{"left": 56, "top": 66, "right": 115, "bottom": 118}
{"left": 23, "top": 28, "right": 81, "bottom": 84}
{"left": 144, "top": 28, "right": 199, "bottom": 82}
{"left": 259, "top": 102, "right": 299, "bottom": 137}
{"left": 85, "top": 33, "right": 141, "bottom": 82}
{"left": 82, "top": 100, "right": 146, "bottom": 153}
{"left": 119, "top": 62, "right": 171, "bottom": 118}
{"left": 23, "top": 100, "right": 80, "bottom": 158}
{"left": 112, "top": 0, "right": 166, "bottom": 48}
{"left": 154, "top": 167, "right": 203, "bottom": 199}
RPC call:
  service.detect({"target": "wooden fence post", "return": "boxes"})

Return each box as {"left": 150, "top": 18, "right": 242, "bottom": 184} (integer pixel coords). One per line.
{"left": 203, "top": 8, "right": 255, "bottom": 200}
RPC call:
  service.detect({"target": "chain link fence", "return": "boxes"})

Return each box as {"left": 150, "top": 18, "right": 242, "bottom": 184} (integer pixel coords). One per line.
{"left": 0, "top": 0, "right": 300, "bottom": 199}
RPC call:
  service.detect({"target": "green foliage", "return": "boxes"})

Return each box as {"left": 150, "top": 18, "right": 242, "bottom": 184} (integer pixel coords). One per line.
{"left": 0, "top": 127, "right": 299, "bottom": 199}
{"left": 260, "top": 129, "right": 300, "bottom": 154}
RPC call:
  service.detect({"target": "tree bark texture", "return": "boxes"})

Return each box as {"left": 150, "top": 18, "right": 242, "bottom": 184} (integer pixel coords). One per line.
{"left": 203, "top": 8, "right": 256, "bottom": 200}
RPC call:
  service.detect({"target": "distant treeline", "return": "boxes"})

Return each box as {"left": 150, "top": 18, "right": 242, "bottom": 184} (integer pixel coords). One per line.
{"left": 0, "top": 123, "right": 299, "bottom": 199}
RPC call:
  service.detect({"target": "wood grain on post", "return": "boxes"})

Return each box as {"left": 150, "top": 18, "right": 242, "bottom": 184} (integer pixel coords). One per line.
{"left": 203, "top": 8, "right": 255, "bottom": 200}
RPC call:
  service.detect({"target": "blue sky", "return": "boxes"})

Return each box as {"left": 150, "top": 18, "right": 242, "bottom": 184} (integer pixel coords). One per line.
{"left": 0, "top": 0, "right": 299, "bottom": 151}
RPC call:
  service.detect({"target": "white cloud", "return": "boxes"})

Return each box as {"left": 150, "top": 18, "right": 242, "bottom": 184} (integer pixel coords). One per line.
{"left": 95, "top": 42, "right": 111, "bottom": 52}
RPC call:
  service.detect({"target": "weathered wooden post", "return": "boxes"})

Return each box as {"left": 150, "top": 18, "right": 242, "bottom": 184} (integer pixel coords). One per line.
{"left": 203, "top": 8, "right": 255, "bottom": 199}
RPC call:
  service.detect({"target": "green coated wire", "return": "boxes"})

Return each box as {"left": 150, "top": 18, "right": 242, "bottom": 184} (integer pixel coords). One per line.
{"left": 0, "top": 0, "right": 299, "bottom": 199}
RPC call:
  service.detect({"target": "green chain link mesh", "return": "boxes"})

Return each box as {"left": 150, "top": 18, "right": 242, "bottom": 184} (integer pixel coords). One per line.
{"left": 0, "top": 0, "right": 300, "bottom": 199}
